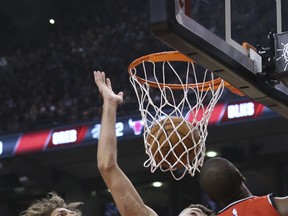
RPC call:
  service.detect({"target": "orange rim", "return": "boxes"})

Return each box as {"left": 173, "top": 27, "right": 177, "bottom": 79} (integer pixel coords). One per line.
{"left": 128, "top": 51, "right": 244, "bottom": 96}
{"left": 242, "top": 42, "right": 257, "bottom": 52}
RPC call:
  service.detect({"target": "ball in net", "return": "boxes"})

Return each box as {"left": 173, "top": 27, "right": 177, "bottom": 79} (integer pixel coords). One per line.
{"left": 146, "top": 117, "right": 200, "bottom": 169}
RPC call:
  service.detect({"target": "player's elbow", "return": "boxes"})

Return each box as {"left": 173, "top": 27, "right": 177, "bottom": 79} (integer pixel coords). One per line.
{"left": 97, "top": 157, "right": 117, "bottom": 173}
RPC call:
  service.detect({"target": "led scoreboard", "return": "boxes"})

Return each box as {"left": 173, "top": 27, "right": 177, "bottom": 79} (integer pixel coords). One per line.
{"left": 0, "top": 100, "right": 278, "bottom": 158}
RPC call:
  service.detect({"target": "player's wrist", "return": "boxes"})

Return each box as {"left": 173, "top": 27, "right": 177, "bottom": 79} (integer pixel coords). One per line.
{"left": 102, "top": 100, "right": 119, "bottom": 108}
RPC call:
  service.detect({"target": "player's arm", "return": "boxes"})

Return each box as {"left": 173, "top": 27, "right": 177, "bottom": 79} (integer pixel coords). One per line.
{"left": 273, "top": 196, "right": 288, "bottom": 216}
{"left": 94, "top": 71, "right": 157, "bottom": 216}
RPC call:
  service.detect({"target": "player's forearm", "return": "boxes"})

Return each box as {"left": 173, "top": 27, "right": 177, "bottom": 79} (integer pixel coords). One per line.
{"left": 97, "top": 102, "right": 118, "bottom": 171}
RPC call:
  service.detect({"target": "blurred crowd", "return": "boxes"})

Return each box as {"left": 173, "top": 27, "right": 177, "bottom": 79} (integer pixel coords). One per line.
{"left": 0, "top": 0, "right": 284, "bottom": 134}
{"left": 0, "top": 1, "right": 167, "bottom": 134}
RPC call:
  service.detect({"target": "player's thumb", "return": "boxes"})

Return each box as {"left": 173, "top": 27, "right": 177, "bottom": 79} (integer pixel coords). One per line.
{"left": 118, "top": 91, "right": 124, "bottom": 98}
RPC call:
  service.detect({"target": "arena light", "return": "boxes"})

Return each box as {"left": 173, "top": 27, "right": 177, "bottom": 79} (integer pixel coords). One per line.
{"left": 49, "top": 19, "right": 55, "bottom": 24}
{"left": 206, "top": 151, "right": 218, "bottom": 157}
{"left": 152, "top": 181, "right": 163, "bottom": 188}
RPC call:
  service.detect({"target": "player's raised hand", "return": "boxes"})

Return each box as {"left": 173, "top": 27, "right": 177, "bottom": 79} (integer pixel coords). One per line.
{"left": 94, "top": 71, "right": 123, "bottom": 105}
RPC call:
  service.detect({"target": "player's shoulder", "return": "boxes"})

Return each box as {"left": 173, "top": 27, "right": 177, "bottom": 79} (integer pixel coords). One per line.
{"left": 272, "top": 196, "right": 288, "bottom": 216}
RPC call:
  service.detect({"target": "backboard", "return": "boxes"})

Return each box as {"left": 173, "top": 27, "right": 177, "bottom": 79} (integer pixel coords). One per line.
{"left": 149, "top": 0, "right": 288, "bottom": 119}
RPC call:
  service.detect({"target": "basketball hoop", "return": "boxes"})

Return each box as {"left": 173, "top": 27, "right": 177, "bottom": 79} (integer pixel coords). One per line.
{"left": 128, "top": 51, "right": 243, "bottom": 180}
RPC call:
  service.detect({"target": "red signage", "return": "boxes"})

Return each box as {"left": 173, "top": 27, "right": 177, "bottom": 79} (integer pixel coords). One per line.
{"left": 0, "top": 100, "right": 277, "bottom": 158}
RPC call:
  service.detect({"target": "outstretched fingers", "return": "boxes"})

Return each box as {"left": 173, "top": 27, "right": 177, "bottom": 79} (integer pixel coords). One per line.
{"left": 93, "top": 70, "right": 124, "bottom": 105}
{"left": 94, "top": 71, "right": 103, "bottom": 84}
{"left": 94, "top": 71, "right": 112, "bottom": 89}
{"left": 94, "top": 71, "right": 100, "bottom": 86}
{"left": 94, "top": 71, "right": 107, "bottom": 94}
{"left": 106, "top": 77, "right": 112, "bottom": 89}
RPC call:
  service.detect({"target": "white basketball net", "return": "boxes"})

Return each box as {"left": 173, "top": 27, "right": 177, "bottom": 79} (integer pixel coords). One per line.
{"left": 128, "top": 52, "right": 225, "bottom": 180}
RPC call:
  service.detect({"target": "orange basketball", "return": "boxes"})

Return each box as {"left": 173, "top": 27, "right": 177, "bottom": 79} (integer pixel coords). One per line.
{"left": 146, "top": 117, "right": 200, "bottom": 168}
